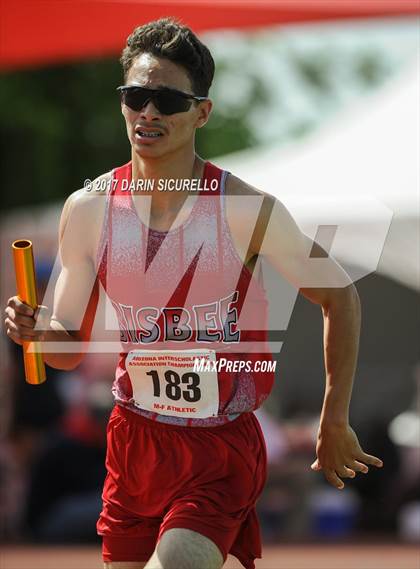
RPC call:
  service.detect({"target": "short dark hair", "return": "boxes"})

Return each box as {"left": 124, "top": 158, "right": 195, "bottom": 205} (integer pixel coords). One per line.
{"left": 120, "top": 18, "right": 215, "bottom": 97}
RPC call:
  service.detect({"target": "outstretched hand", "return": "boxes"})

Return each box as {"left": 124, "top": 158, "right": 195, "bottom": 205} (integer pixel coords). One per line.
{"left": 311, "top": 423, "right": 383, "bottom": 490}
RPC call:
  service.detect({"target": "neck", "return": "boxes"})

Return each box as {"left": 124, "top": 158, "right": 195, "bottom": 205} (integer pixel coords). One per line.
{"left": 131, "top": 144, "right": 198, "bottom": 186}
{"left": 131, "top": 144, "right": 204, "bottom": 214}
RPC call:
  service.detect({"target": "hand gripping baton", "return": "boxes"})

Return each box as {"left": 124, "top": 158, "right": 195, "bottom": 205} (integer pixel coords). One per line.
{"left": 12, "top": 239, "right": 46, "bottom": 384}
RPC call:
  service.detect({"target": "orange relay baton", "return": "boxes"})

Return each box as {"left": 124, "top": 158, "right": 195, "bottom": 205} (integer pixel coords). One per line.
{"left": 11, "top": 239, "right": 46, "bottom": 385}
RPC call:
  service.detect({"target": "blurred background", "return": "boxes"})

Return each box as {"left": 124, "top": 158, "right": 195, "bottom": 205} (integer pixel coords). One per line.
{"left": 1, "top": 1, "right": 419, "bottom": 568}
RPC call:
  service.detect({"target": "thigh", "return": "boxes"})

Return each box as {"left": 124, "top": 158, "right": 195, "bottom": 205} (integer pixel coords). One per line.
{"left": 144, "top": 528, "right": 224, "bottom": 569}
{"left": 104, "top": 563, "right": 147, "bottom": 569}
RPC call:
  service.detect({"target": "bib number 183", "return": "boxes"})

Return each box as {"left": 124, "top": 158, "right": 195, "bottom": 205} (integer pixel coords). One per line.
{"left": 126, "top": 349, "right": 219, "bottom": 418}
{"left": 146, "top": 369, "right": 201, "bottom": 402}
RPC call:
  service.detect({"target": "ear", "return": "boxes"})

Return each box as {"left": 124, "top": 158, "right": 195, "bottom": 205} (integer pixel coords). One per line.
{"left": 195, "top": 99, "right": 213, "bottom": 129}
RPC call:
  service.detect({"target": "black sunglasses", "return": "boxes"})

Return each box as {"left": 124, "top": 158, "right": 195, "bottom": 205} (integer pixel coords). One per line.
{"left": 117, "top": 85, "right": 207, "bottom": 115}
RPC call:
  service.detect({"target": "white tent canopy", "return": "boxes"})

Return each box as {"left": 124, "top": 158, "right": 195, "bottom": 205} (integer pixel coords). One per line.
{"left": 217, "top": 57, "right": 420, "bottom": 291}
{"left": 1, "top": 59, "right": 418, "bottom": 292}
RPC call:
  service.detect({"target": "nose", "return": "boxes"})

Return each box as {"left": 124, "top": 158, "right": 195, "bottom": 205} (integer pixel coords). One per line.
{"left": 139, "top": 99, "right": 161, "bottom": 121}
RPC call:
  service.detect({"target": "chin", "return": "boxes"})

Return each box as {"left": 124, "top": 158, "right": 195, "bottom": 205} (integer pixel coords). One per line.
{"left": 133, "top": 142, "right": 165, "bottom": 159}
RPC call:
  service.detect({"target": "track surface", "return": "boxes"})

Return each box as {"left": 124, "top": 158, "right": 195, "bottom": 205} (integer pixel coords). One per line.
{"left": 1, "top": 544, "right": 419, "bottom": 569}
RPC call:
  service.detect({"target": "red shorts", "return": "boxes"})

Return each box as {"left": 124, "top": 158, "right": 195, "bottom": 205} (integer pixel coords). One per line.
{"left": 97, "top": 404, "right": 267, "bottom": 569}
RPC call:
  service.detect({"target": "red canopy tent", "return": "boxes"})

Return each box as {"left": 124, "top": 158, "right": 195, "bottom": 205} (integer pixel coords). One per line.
{"left": 1, "top": 0, "right": 419, "bottom": 70}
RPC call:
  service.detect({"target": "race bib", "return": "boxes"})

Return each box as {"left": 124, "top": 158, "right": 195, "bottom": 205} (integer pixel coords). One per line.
{"left": 126, "top": 349, "right": 219, "bottom": 419}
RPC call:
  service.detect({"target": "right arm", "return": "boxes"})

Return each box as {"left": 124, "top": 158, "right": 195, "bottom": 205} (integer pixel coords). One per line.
{"left": 5, "top": 183, "right": 106, "bottom": 370}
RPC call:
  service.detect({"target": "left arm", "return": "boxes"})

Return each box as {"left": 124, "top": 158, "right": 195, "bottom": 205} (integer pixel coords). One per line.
{"left": 304, "top": 284, "right": 382, "bottom": 489}
{"left": 255, "top": 195, "right": 383, "bottom": 489}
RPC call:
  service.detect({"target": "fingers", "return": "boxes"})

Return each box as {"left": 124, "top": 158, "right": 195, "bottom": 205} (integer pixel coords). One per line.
{"left": 312, "top": 457, "right": 383, "bottom": 490}
{"left": 336, "top": 466, "right": 356, "bottom": 479}
{"left": 315, "top": 466, "right": 355, "bottom": 490}
{"left": 5, "top": 307, "right": 36, "bottom": 330}
{"left": 359, "top": 453, "right": 383, "bottom": 468}
{"left": 5, "top": 317, "right": 41, "bottom": 342}
{"left": 311, "top": 457, "right": 379, "bottom": 490}
{"left": 349, "top": 460, "right": 369, "bottom": 474}
{"left": 5, "top": 323, "right": 23, "bottom": 345}
{"left": 4, "top": 297, "right": 46, "bottom": 344}
{"left": 311, "top": 459, "right": 322, "bottom": 471}
{"left": 7, "top": 296, "right": 34, "bottom": 317}
{"left": 311, "top": 459, "right": 346, "bottom": 489}
{"left": 324, "top": 470, "right": 345, "bottom": 490}
{"left": 5, "top": 308, "right": 38, "bottom": 337}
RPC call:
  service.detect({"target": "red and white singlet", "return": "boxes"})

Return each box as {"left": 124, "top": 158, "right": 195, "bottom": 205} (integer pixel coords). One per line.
{"left": 96, "top": 161, "right": 274, "bottom": 427}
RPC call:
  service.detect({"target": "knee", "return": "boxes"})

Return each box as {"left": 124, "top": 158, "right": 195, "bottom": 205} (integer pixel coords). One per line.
{"left": 149, "top": 528, "right": 223, "bottom": 569}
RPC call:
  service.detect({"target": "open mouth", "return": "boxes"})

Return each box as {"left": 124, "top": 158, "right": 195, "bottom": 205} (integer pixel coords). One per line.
{"left": 135, "top": 127, "right": 164, "bottom": 140}
{"left": 137, "top": 131, "right": 162, "bottom": 138}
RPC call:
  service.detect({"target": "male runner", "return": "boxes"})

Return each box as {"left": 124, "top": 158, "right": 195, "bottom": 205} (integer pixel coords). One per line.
{"left": 5, "top": 18, "right": 383, "bottom": 569}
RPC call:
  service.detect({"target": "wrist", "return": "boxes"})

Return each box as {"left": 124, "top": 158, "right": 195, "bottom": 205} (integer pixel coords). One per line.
{"left": 319, "top": 418, "right": 349, "bottom": 433}
{"left": 320, "top": 407, "right": 349, "bottom": 429}
{"left": 319, "top": 415, "right": 350, "bottom": 432}
{"left": 321, "top": 385, "right": 351, "bottom": 425}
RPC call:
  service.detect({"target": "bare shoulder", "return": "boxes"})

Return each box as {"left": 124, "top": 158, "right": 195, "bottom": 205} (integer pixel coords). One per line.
{"left": 225, "top": 172, "right": 279, "bottom": 215}
{"left": 59, "top": 171, "right": 113, "bottom": 264}
{"left": 62, "top": 171, "right": 112, "bottom": 215}
{"left": 223, "top": 171, "right": 305, "bottom": 260}
{"left": 225, "top": 171, "right": 299, "bottom": 226}
{"left": 221, "top": 173, "right": 276, "bottom": 262}
{"left": 60, "top": 171, "right": 112, "bottom": 234}
{"left": 224, "top": 172, "right": 280, "bottom": 227}
{"left": 225, "top": 172, "right": 272, "bottom": 199}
